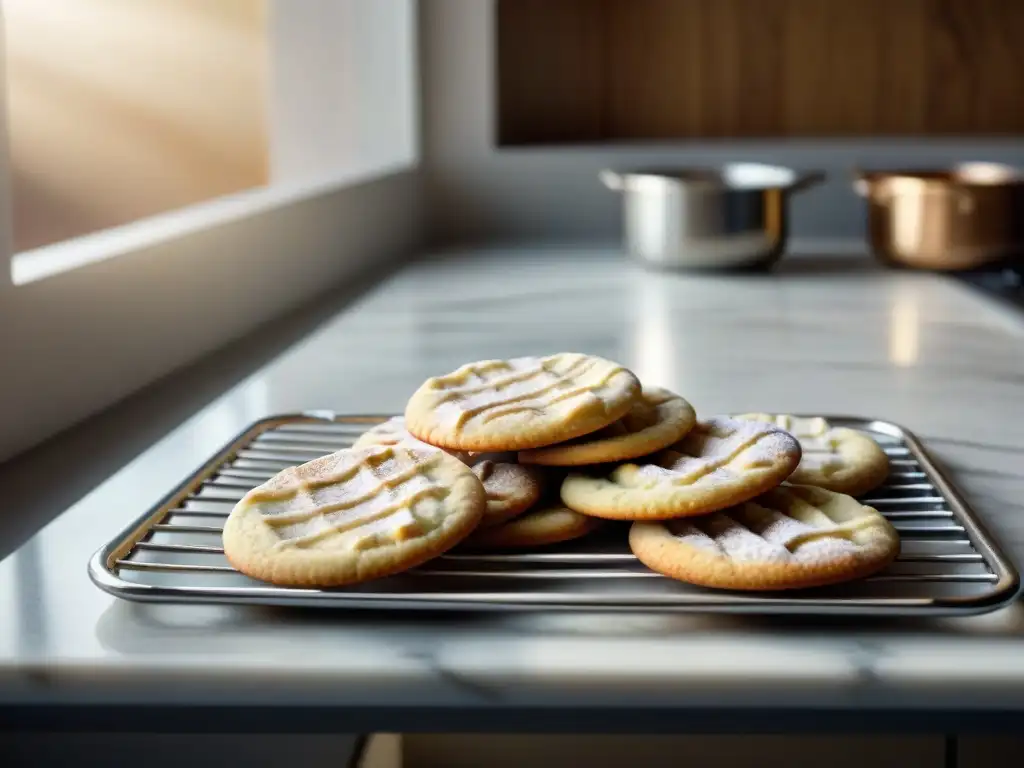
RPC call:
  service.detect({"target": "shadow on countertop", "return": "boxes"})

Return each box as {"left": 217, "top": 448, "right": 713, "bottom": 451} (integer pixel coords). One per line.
{"left": 0, "top": 262, "right": 401, "bottom": 561}
{"left": 771, "top": 253, "right": 884, "bottom": 277}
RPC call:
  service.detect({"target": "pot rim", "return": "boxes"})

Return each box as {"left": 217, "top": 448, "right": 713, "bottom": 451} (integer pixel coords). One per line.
{"left": 854, "top": 162, "right": 1024, "bottom": 190}
{"left": 601, "top": 163, "right": 825, "bottom": 193}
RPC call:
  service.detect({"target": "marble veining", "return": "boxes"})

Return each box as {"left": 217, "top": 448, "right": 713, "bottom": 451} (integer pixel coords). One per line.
{"left": 1, "top": 246, "right": 1024, "bottom": 716}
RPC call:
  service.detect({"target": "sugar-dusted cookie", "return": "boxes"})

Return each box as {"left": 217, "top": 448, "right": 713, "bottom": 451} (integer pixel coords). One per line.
{"left": 629, "top": 484, "right": 900, "bottom": 591}
{"left": 560, "top": 416, "right": 801, "bottom": 521}
{"left": 734, "top": 414, "right": 890, "bottom": 497}
{"left": 464, "top": 503, "right": 602, "bottom": 549}
{"left": 517, "top": 387, "right": 696, "bottom": 467}
{"left": 222, "top": 445, "right": 485, "bottom": 587}
{"left": 471, "top": 457, "right": 545, "bottom": 528}
{"left": 353, "top": 416, "right": 542, "bottom": 528}
{"left": 404, "top": 353, "right": 642, "bottom": 452}
{"left": 353, "top": 415, "right": 472, "bottom": 462}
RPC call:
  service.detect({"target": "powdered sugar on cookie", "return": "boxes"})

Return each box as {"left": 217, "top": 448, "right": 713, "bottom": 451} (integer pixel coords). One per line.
{"left": 733, "top": 412, "right": 890, "bottom": 496}
{"left": 470, "top": 458, "right": 544, "bottom": 526}
{"left": 630, "top": 485, "right": 900, "bottom": 590}
{"left": 562, "top": 415, "right": 802, "bottom": 521}
{"left": 667, "top": 507, "right": 859, "bottom": 565}
{"left": 404, "top": 353, "right": 642, "bottom": 452}
{"left": 635, "top": 416, "right": 800, "bottom": 487}
{"left": 353, "top": 416, "right": 474, "bottom": 464}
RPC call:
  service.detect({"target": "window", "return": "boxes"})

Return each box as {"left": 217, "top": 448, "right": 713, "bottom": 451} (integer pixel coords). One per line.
{"left": 0, "top": 1, "right": 421, "bottom": 462}
{"left": 2, "top": 0, "right": 418, "bottom": 283}
{"left": 6, "top": 0, "right": 270, "bottom": 253}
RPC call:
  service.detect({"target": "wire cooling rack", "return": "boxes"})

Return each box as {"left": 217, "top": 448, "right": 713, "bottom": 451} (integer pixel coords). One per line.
{"left": 88, "top": 413, "right": 1021, "bottom": 616}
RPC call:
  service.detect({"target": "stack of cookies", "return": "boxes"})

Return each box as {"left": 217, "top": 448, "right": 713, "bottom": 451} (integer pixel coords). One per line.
{"left": 222, "top": 352, "right": 901, "bottom": 593}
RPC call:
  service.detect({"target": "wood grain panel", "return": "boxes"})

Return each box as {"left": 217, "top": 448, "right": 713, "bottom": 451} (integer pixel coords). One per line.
{"left": 604, "top": 0, "right": 703, "bottom": 138}
{"left": 925, "top": 0, "right": 1024, "bottom": 134}
{"left": 604, "top": 0, "right": 789, "bottom": 139}
{"left": 875, "top": 0, "right": 929, "bottom": 135}
{"left": 496, "top": 0, "right": 1024, "bottom": 143}
{"left": 496, "top": 0, "right": 605, "bottom": 144}
{"left": 782, "top": 0, "right": 889, "bottom": 135}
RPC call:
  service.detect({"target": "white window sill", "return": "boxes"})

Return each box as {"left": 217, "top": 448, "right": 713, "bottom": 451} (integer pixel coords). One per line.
{"left": 11, "top": 158, "right": 416, "bottom": 285}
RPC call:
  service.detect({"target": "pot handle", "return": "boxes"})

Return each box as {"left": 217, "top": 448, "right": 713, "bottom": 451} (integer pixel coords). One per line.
{"left": 851, "top": 169, "right": 893, "bottom": 203}
{"left": 599, "top": 169, "right": 624, "bottom": 191}
{"left": 789, "top": 170, "right": 827, "bottom": 193}
{"left": 851, "top": 168, "right": 871, "bottom": 197}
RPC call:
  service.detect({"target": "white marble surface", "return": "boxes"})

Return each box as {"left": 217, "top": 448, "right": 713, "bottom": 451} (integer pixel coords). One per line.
{"left": 3, "top": 246, "right": 1024, "bottom": 719}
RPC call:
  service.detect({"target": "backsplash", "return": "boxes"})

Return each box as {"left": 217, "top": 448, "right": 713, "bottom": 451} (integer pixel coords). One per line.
{"left": 497, "top": 0, "right": 1024, "bottom": 144}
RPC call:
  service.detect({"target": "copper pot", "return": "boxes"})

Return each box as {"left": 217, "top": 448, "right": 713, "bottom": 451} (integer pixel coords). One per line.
{"left": 853, "top": 163, "right": 1024, "bottom": 271}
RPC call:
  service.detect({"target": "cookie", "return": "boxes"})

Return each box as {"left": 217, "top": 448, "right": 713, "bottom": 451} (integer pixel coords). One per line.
{"left": 353, "top": 417, "right": 542, "bottom": 528}
{"left": 352, "top": 415, "right": 473, "bottom": 463}
{"left": 560, "top": 416, "right": 802, "bottom": 521}
{"left": 464, "top": 503, "right": 603, "bottom": 549}
{"left": 517, "top": 387, "right": 697, "bottom": 467}
{"left": 222, "top": 444, "right": 486, "bottom": 587}
{"left": 471, "top": 457, "right": 545, "bottom": 528}
{"left": 404, "top": 353, "right": 642, "bottom": 452}
{"left": 629, "top": 484, "right": 900, "bottom": 591}
{"left": 735, "top": 414, "right": 890, "bottom": 497}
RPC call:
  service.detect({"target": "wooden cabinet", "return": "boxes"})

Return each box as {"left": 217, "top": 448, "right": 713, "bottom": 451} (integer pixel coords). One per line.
{"left": 497, "top": 0, "right": 1024, "bottom": 144}
{"left": 404, "top": 734, "right": 945, "bottom": 768}
{"left": 958, "top": 737, "right": 1024, "bottom": 768}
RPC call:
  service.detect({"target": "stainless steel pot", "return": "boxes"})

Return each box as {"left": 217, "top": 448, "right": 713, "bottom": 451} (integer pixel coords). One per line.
{"left": 601, "top": 163, "right": 825, "bottom": 270}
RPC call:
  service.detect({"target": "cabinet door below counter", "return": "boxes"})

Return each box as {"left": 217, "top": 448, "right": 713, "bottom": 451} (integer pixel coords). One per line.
{"left": 959, "top": 737, "right": 1024, "bottom": 768}
{"left": 403, "top": 734, "right": 944, "bottom": 768}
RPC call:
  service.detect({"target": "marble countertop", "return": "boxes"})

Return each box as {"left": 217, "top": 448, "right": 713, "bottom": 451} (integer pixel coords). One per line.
{"left": 4, "top": 246, "right": 1024, "bottom": 730}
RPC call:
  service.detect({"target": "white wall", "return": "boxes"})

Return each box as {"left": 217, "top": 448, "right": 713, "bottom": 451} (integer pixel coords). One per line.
{"left": 269, "top": 0, "right": 418, "bottom": 184}
{"left": 420, "top": 0, "right": 1024, "bottom": 246}
{"left": 0, "top": 170, "right": 422, "bottom": 463}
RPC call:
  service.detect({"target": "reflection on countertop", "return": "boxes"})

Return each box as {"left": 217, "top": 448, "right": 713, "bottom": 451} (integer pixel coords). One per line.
{"left": 2, "top": 245, "right": 1024, "bottom": 724}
